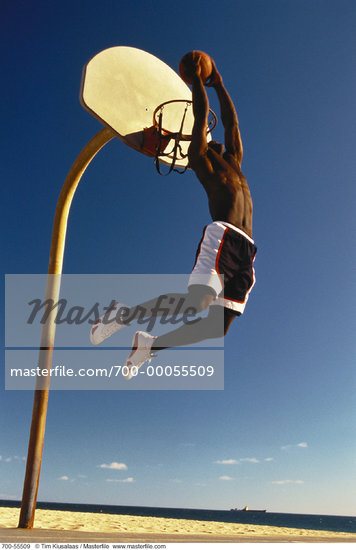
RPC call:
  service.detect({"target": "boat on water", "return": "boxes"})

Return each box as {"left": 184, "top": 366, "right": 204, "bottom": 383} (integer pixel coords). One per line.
{"left": 230, "top": 506, "right": 266, "bottom": 513}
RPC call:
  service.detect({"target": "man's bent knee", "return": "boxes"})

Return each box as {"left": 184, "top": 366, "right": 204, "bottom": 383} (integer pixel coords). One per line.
{"left": 186, "top": 285, "right": 216, "bottom": 313}
{"left": 204, "top": 306, "right": 237, "bottom": 337}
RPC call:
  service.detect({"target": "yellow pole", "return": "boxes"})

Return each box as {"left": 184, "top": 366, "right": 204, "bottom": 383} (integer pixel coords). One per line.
{"left": 18, "top": 126, "right": 116, "bottom": 528}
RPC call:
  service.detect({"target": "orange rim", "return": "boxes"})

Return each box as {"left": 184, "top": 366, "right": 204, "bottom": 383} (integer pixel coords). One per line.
{"left": 153, "top": 99, "right": 217, "bottom": 141}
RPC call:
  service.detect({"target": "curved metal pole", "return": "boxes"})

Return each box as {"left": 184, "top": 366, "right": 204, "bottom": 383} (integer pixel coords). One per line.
{"left": 18, "top": 126, "right": 116, "bottom": 528}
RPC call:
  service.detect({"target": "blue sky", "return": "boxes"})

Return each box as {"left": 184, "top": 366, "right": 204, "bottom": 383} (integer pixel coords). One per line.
{"left": 1, "top": 0, "right": 355, "bottom": 516}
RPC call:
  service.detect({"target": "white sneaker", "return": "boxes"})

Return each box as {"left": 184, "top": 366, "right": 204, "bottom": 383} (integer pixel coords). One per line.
{"left": 90, "top": 301, "right": 130, "bottom": 345}
{"left": 124, "top": 331, "right": 157, "bottom": 380}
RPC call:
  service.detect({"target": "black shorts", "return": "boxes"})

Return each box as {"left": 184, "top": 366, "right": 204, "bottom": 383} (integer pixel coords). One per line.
{"left": 188, "top": 221, "right": 257, "bottom": 314}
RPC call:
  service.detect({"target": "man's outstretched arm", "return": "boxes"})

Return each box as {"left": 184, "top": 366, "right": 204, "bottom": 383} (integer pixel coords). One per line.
{"left": 207, "top": 62, "right": 243, "bottom": 166}
{"left": 188, "top": 61, "right": 210, "bottom": 165}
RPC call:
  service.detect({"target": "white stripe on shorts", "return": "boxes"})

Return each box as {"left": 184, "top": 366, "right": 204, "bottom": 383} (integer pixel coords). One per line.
{"left": 188, "top": 223, "right": 226, "bottom": 296}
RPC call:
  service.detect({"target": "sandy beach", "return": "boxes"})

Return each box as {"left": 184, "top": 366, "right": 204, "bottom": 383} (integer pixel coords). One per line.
{"left": 0, "top": 507, "right": 355, "bottom": 543}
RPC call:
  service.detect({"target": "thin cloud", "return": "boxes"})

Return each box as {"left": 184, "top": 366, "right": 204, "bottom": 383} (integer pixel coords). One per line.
{"left": 272, "top": 480, "right": 304, "bottom": 485}
{"left": 219, "top": 475, "right": 234, "bottom": 481}
{"left": 281, "top": 442, "right": 308, "bottom": 451}
{"left": 214, "top": 457, "right": 260, "bottom": 465}
{"left": 58, "top": 475, "right": 69, "bottom": 481}
{"left": 264, "top": 457, "right": 274, "bottom": 462}
{"left": 106, "top": 477, "right": 134, "bottom": 483}
{"left": 98, "top": 462, "right": 128, "bottom": 470}
{"left": 214, "top": 459, "right": 239, "bottom": 465}
{"left": 0, "top": 455, "right": 26, "bottom": 462}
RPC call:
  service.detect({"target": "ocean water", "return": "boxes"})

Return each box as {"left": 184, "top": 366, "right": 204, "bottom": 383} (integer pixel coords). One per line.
{"left": 1, "top": 500, "right": 355, "bottom": 534}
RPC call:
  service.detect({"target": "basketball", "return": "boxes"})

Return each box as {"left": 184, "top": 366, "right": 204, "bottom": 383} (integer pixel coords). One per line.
{"left": 179, "top": 51, "right": 213, "bottom": 85}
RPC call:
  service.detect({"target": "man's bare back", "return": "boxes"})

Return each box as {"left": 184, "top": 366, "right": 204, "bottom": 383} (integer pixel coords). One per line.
{"left": 187, "top": 58, "right": 253, "bottom": 237}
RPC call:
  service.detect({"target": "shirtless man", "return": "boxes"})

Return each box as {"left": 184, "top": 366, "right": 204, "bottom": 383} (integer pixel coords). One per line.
{"left": 90, "top": 56, "right": 257, "bottom": 377}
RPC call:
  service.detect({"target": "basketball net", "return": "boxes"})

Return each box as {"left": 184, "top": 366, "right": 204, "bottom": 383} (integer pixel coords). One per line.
{"left": 142, "top": 100, "right": 217, "bottom": 176}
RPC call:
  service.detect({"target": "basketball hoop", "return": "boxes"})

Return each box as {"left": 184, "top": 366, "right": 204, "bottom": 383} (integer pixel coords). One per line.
{"left": 142, "top": 99, "right": 217, "bottom": 175}
{"left": 153, "top": 100, "right": 217, "bottom": 140}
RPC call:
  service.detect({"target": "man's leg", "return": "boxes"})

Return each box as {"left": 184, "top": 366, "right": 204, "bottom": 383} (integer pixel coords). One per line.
{"left": 125, "top": 285, "right": 215, "bottom": 324}
{"left": 90, "top": 285, "right": 215, "bottom": 346}
{"left": 152, "top": 306, "right": 236, "bottom": 351}
{"left": 123, "top": 306, "right": 236, "bottom": 380}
